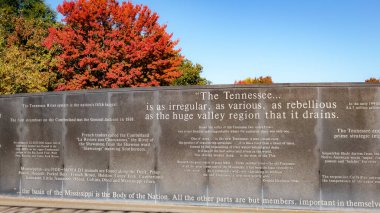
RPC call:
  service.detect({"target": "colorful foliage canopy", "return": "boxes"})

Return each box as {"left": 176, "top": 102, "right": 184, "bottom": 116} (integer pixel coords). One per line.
{"left": 44, "top": 0, "right": 183, "bottom": 90}
{"left": 365, "top": 78, "right": 380, "bottom": 83}
{"left": 0, "top": 0, "right": 56, "bottom": 94}
{"left": 0, "top": 0, "right": 56, "bottom": 20}
{"left": 172, "top": 59, "right": 210, "bottom": 86}
{"left": 234, "top": 76, "right": 273, "bottom": 84}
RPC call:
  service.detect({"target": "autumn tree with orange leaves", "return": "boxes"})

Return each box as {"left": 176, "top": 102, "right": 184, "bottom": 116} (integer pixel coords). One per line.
{"left": 44, "top": 0, "right": 182, "bottom": 90}
{"left": 365, "top": 78, "right": 380, "bottom": 83}
{"left": 234, "top": 76, "right": 273, "bottom": 84}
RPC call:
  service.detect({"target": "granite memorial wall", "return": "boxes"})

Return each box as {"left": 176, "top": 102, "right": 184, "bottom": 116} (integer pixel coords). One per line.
{"left": 0, "top": 83, "right": 380, "bottom": 211}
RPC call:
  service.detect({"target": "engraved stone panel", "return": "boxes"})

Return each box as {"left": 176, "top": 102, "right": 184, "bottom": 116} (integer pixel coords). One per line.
{"left": 0, "top": 84, "right": 380, "bottom": 211}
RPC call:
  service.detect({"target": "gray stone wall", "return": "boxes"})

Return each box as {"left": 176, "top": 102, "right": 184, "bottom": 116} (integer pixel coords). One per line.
{"left": 0, "top": 83, "right": 380, "bottom": 211}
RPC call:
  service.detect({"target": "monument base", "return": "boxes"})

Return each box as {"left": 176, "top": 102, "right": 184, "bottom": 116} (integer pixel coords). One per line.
{"left": 0, "top": 196, "right": 360, "bottom": 213}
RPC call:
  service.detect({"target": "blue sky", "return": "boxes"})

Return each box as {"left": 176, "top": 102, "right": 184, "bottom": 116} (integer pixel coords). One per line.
{"left": 45, "top": 0, "right": 380, "bottom": 84}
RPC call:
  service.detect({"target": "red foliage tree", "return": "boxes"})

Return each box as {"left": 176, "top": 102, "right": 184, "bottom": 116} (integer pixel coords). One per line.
{"left": 44, "top": 0, "right": 182, "bottom": 90}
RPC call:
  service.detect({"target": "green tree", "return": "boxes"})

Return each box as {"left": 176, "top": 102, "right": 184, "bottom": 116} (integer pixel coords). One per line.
{"left": 0, "top": 0, "right": 55, "bottom": 39}
{"left": 0, "top": 18, "right": 57, "bottom": 94}
{"left": 0, "top": 0, "right": 56, "bottom": 20}
{"left": 0, "top": 44, "right": 55, "bottom": 94}
{"left": 0, "top": 0, "right": 57, "bottom": 94}
{"left": 172, "top": 59, "right": 210, "bottom": 86}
